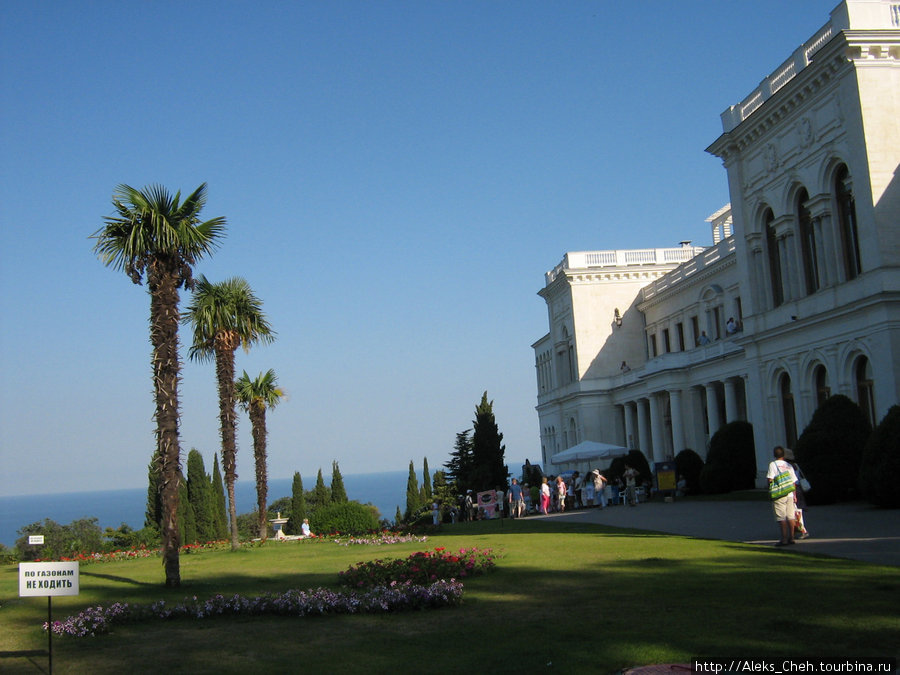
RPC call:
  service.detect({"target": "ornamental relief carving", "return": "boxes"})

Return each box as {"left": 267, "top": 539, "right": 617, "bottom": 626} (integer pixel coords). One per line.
{"left": 764, "top": 143, "right": 779, "bottom": 173}
{"left": 797, "top": 117, "right": 813, "bottom": 148}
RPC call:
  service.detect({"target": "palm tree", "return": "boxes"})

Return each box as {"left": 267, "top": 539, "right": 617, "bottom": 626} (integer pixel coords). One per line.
{"left": 184, "top": 276, "right": 274, "bottom": 550}
{"left": 92, "top": 183, "right": 225, "bottom": 587}
{"left": 235, "top": 369, "right": 285, "bottom": 539}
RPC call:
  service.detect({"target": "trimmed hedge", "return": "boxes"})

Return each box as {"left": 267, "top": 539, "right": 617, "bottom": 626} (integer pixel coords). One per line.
{"left": 608, "top": 450, "right": 652, "bottom": 486}
{"left": 700, "top": 421, "right": 756, "bottom": 494}
{"left": 675, "top": 448, "right": 704, "bottom": 495}
{"left": 858, "top": 404, "right": 900, "bottom": 508}
{"left": 310, "top": 501, "right": 381, "bottom": 535}
{"left": 795, "top": 395, "right": 871, "bottom": 505}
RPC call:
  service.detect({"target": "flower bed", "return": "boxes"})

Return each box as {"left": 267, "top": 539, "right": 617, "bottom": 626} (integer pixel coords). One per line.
{"left": 46, "top": 580, "right": 465, "bottom": 637}
{"left": 338, "top": 547, "right": 498, "bottom": 589}
{"left": 333, "top": 532, "right": 428, "bottom": 547}
{"left": 44, "top": 545, "right": 499, "bottom": 637}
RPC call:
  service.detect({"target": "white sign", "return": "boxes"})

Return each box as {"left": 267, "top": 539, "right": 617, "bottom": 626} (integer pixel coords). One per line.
{"left": 19, "top": 562, "right": 80, "bottom": 597}
{"left": 28, "top": 535, "right": 44, "bottom": 545}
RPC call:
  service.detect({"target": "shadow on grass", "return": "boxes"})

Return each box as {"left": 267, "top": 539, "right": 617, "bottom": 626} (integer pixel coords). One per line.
{"left": 6, "top": 520, "right": 899, "bottom": 673}
{"left": 81, "top": 571, "right": 158, "bottom": 587}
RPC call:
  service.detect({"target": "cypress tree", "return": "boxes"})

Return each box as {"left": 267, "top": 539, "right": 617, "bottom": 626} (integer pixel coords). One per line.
{"left": 312, "top": 468, "right": 330, "bottom": 510}
{"left": 177, "top": 472, "right": 197, "bottom": 545}
{"left": 187, "top": 449, "right": 215, "bottom": 542}
{"left": 422, "top": 457, "right": 433, "bottom": 501}
{"left": 445, "top": 430, "right": 474, "bottom": 492}
{"left": 471, "top": 391, "right": 508, "bottom": 492}
{"left": 144, "top": 452, "right": 161, "bottom": 530}
{"left": 287, "top": 472, "right": 306, "bottom": 534}
{"left": 211, "top": 453, "right": 229, "bottom": 539}
{"left": 405, "top": 460, "right": 421, "bottom": 521}
{"left": 331, "top": 460, "right": 348, "bottom": 503}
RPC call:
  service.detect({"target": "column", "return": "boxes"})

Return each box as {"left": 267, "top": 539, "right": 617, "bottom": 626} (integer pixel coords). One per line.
{"left": 624, "top": 402, "right": 637, "bottom": 450}
{"left": 669, "top": 389, "right": 685, "bottom": 455}
{"left": 785, "top": 233, "right": 803, "bottom": 300}
{"left": 705, "top": 382, "right": 721, "bottom": 436}
{"left": 649, "top": 394, "right": 665, "bottom": 464}
{"left": 636, "top": 398, "right": 651, "bottom": 457}
{"left": 813, "top": 217, "right": 830, "bottom": 288}
{"left": 724, "top": 378, "right": 739, "bottom": 423}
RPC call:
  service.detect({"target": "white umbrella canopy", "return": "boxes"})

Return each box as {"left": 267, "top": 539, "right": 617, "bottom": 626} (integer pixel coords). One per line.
{"left": 551, "top": 441, "right": 629, "bottom": 465}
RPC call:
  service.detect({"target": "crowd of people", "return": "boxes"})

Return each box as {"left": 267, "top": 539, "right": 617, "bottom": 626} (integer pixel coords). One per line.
{"left": 450, "top": 465, "right": 655, "bottom": 522}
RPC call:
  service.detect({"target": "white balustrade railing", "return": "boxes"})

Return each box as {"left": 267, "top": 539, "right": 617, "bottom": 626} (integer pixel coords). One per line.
{"left": 545, "top": 246, "right": 706, "bottom": 284}
{"left": 720, "top": 1, "right": 899, "bottom": 132}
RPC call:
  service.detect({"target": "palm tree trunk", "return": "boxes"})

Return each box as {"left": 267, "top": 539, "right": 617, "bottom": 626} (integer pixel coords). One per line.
{"left": 250, "top": 402, "right": 268, "bottom": 540}
{"left": 149, "top": 263, "right": 182, "bottom": 587}
{"left": 215, "top": 340, "right": 240, "bottom": 550}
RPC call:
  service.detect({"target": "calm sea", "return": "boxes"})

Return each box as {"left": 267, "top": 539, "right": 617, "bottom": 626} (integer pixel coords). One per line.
{"left": 0, "top": 470, "right": 408, "bottom": 548}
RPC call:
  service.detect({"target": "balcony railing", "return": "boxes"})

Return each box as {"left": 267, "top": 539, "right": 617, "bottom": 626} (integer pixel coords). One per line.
{"left": 545, "top": 246, "right": 705, "bottom": 285}
{"left": 641, "top": 238, "right": 736, "bottom": 301}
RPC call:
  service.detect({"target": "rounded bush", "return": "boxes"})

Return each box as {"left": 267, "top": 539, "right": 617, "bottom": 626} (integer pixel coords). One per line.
{"left": 858, "top": 405, "right": 900, "bottom": 508}
{"left": 795, "top": 395, "right": 871, "bottom": 504}
{"left": 675, "top": 448, "right": 704, "bottom": 495}
{"left": 703, "top": 421, "right": 756, "bottom": 493}
{"left": 699, "top": 460, "right": 732, "bottom": 494}
{"left": 311, "top": 502, "right": 380, "bottom": 535}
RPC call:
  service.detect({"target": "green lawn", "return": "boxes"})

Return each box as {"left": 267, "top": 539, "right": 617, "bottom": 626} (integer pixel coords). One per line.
{"left": 1, "top": 519, "right": 897, "bottom": 674}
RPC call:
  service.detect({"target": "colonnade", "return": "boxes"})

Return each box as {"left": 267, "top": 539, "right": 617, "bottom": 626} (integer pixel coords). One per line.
{"left": 618, "top": 375, "right": 748, "bottom": 463}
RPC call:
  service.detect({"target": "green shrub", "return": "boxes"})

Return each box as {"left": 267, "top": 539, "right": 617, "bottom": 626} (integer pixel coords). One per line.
{"left": 675, "top": 448, "right": 704, "bottom": 495}
{"left": 15, "top": 518, "right": 104, "bottom": 561}
{"left": 858, "top": 405, "right": 900, "bottom": 508}
{"left": 699, "top": 460, "right": 732, "bottom": 494}
{"left": 795, "top": 394, "right": 871, "bottom": 505}
{"left": 702, "top": 421, "right": 756, "bottom": 493}
{"left": 311, "top": 501, "right": 380, "bottom": 535}
{"left": 103, "top": 524, "right": 160, "bottom": 550}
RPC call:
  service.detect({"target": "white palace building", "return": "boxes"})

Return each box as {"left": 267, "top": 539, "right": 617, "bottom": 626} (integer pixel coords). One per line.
{"left": 533, "top": 0, "right": 900, "bottom": 483}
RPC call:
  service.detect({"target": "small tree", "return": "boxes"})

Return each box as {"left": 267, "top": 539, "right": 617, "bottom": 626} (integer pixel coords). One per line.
{"left": 287, "top": 472, "right": 307, "bottom": 534}
{"left": 187, "top": 449, "right": 216, "bottom": 542}
{"left": 405, "top": 460, "right": 421, "bottom": 522}
{"left": 431, "top": 470, "right": 455, "bottom": 522}
{"left": 422, "top": 457, "right": 433, "bottom": 502}
{"left": 470, "top": 392, "right": 508, "bottom": 492}
{"left": 211, "top": 453, "right": 228, "bottom": 539}
{"left": 176, "top": 474, "right": 197, "bottom": 545}
{"left": 144, "top": 453, "right": 161, "bottom": 531}
{"left": 311, "top": 469, "right": 330, "bottom": 511}
{"left": 331, "top": 461, "right": 348, "bottom": 503}
{"left": 795, "top": 395, "right": 871, "bottom": 504}
{"left": 445, "top": 430, "right": 474, "bottom": 492}
{"left": 858, "top": 405, "right": 900, "bottom": 508}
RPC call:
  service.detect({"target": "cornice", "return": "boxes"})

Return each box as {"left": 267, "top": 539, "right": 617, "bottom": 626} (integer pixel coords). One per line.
{"left": 707, "top": 36, "right": 852, "bottom": 162}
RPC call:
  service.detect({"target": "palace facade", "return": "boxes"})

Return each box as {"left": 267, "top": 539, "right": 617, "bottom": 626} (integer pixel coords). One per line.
{"left": 533, "top": 0, "right": 900, "bottom": 482}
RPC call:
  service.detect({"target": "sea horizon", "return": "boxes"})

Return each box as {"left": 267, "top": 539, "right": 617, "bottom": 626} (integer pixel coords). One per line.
{"left": 0, "top": 469, "right": 409, "bottom": 548}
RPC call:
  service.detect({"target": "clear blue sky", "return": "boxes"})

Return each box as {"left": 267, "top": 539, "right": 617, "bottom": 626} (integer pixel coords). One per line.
{"left": 0, "top": 1, "right": 837, "bottom": 497}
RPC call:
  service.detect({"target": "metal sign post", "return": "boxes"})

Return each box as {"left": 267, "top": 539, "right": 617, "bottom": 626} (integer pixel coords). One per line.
{"left": 19, "top": 561, "right": 80, "bottom": 674}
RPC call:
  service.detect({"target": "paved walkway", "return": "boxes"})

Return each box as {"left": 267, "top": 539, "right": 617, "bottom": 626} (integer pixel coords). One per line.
{"left": 530, "top": 497, "right": 900, "bottom": 566}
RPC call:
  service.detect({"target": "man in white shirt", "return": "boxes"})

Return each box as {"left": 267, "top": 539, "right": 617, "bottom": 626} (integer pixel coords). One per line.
{"left": 767, "top": 446, "right": 798, "bottom": 546}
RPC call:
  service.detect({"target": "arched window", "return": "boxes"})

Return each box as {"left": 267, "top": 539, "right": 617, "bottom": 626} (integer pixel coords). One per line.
{"left": 796, "top": 188, "right": 820, "bottom": 295}
{"left": 568, "top": 417, "right": 578, "bottom": 448}
{"left": 780, "top": 373, "right": 798, "bottom": 448}
{"left": 814, "top": 365, "right": 830, "bottom": 409}
{"left": 556, "top": 327, "right": 576, "bottom": 387}
{"left": 835, "top": 165, "right": 862, "bottom": 280}
{"left": 854, "top": 356, "right": 876, "bottom": 428}
{"left": 764, "top": 209, "right": 783, "bottom": 307}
